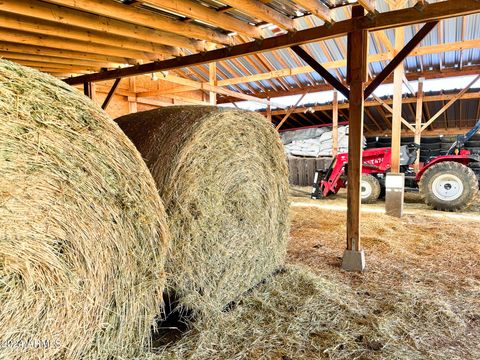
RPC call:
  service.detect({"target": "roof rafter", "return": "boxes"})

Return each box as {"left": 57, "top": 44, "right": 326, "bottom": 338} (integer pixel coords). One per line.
{"left": 42, "top": 0, "right": 232, "bottom": 44}
{"left": 64, "top": 0, "right": 480, "bottom": 85}
{"left": 0, "top": 11, "right": 182, "bottom": 58}
{"left": 0, "top": 0, "right": 207, "bottom": 51}
{"left": 219, "top": 0, "right": 296, "bottom": 31}
{"left": 142, "top": 0, "right": 264, "bottom": 38}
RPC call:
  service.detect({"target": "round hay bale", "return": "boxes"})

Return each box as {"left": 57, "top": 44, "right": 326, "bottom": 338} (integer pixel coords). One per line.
{"left": 116, "top": 106, "right": 289, "bottom": 315}
{"left": 0, "top": 60, "right": 169, "bottom": 359}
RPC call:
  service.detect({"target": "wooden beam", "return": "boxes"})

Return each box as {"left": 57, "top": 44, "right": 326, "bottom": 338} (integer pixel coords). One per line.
{"left": 0, "top": 0, "right": 207, "bottom": 51}
{"left": 0, "top": 41, "right": 132, "bottom": 65}
{"left": 266, "top": 99, "right": 272, "bottom": 122}
{"left": 101, "top": 78, "right": 122, "bottom": 110}
{"left": 43, "top": 0, "right": 231, "bottom": 45}
{"left": 137, "top": 85, "right": 196, "bottom": 96}
{"left": 346, "top": 6, "right": 368, "bottom": 257}
{"left": 209, "top": 63, "right": 217, "bottom": 105}
{"left": 332, "top": 90, "right": 339, "bottom": 157}
{"left": 220, "top": 65, "right": 480, "bottom": 102}
{"left": 365, "top": 107, "right": 383, "bottom": 131}
{"left": 128, "top": 78, "right": 138, "bottom": 113}
{"left": 390, "top": 26, "right": 405, "bottom": 173}
{"left": 13, "top": 60, "right": 101, "bottom": 72}
{"left": 151, "top": 74, "right": 285, "bottom": 106}
{"left": 0, "top": 51, "right": 117, "bottom": 68}
{"left": 415, "top": 0, "right": 427, "bottom": 10}
{"left": 84, "top": 82, "right": 93, "bottom": 99}
{"left": 364, "top": 21, "right": 438, "bottom": 98}
{"left": 216, "top": 39, "right": 480, "bottom": 87}
{"left": 293, "top": 0, "right": 332, "bottom": 23}
{"left": 142, "top": 0, "right": 263, "bottom": 38}
{"left": 375, "top": 30, "right": 394, "bottom": 52}
{"left": 369, "top": 127, "right": 477, "bottom": 137}
{"left": 0, "top": 28, "right": 156, "bottom": 62}
{"left": 358, "top": 0, "right": 377, "bottom": 14}
{"left": 264, "top": 91, "right": 480, "bottom": 117}
{"left": 291, "top": 45, "right": 350, "bottom": 99}
{"left": 372, "top": 94, "right": 415, "bottom": 132}
{"left": 421, "top": 74, "right": 480, "bottom": 131}
{"left": 136, "top": 96, "right": 209, "bottom": 106}
{"left": 26, "top": 67, "right": 89, "bottom": 74}
{"left": 64, "top": 0, "right": 480, "bottom": 85}
{"left": 402, "top": 74, "right": 416, "bottom": 95}
{"left": 275, "top": 93, "right": 308, "bottom": 130}
{"left": 220, "top": 0, "right": 295, "bottom": 31}
{"left": 414, "top": 77, "right": 424, "bottom": 172}
{"left": 0, "top": 12, "right": 181, "bottom": 58}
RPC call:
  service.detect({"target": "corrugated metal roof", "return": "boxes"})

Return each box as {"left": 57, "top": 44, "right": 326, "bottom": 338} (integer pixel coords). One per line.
{"left": 205, "top": 0, "right": 480, "bottom": 98}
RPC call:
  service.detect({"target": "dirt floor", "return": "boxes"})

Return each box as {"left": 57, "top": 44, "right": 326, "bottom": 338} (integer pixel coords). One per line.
{"left": 149, "top": 187, "right": 480, "bottom": 359}
{"left": 288, "top": 186, "right": 480, "bottom": 359}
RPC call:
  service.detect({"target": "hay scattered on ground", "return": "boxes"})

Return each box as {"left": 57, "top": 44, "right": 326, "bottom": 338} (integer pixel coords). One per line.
{"left": 0, "top": 60, "right": 169, "bottom": 359}
{"left": 116, "top": 106, "right": 289, "bottom": 316}
{"left": 288, "top": 194, "right": 480, "bottom": 359}
{"left": 142, "top": 190, "right": 479, "bottom": 359}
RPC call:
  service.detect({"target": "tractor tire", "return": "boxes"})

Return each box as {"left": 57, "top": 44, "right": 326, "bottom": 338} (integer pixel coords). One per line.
{"left": 422, "top": 137, "right": 441, "bottom": 144}
{"left": 401, "top": 136, "right": 415, "bottom": 144}
{"left": 361, "top": 174, "right": 381, "bottom": 204}
{"left": 421, "top": 142, "right": 441, "bottom": 150}
{"left": 419, "top": 161, "right": 478, "bottom": 211}
{"left": 441, "top": 136, "right": 457, "bottom": 143}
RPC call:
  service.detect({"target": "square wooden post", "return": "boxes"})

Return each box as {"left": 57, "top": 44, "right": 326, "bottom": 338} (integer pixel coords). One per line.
{"left": 385, "top": 26, "right": 405, "bottom": 218}
{"left": 332, "top": 90, "right": 339, "bottom": 157}
{"left": 414, "top": 77, "right": 424, "bottom": 172}
{"left": 209, "top": 62, "right": 217, "bottom": 105}
{"left": 343, "top": 5, "right": 368, "bottom": 271}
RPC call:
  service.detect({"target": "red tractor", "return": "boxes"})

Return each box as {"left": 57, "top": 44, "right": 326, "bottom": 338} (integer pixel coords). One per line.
{"left": 311, "top": 120, "right": 480, "bottom": 211}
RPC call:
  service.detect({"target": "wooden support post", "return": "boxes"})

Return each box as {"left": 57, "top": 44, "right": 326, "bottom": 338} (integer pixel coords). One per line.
{"left": 391, "top": 27, "right": 405, "bottom": 174}
{"left": 83, "top": 82, "right": 93, "bottom": 99}
{"left": 266, "top": 98, "right": 272, "bottom": 122}
{"left": 128, "top": 77, "right": 137, "bottom": 113}
{"left": 209, "top": 62, "right": 217, "bottom": 106}
{"left": 385, "top": 26, "right": 406, "bottom": 218}
{"left": 414, "top": 77, "right": 424, "bottom": 172}
{"left": 343, "top": 6, "right": 367, "bottom": 272}
{"left": 332, "top": 90, "right": 339, "bottom": 157}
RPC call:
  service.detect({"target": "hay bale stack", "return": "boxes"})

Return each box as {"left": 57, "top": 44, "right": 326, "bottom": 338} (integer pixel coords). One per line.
{"left": 116, "top": 106, "right": 289, "bottom": 314}
{"left": 0, "top": 60, "right": 169, "bottom": 359}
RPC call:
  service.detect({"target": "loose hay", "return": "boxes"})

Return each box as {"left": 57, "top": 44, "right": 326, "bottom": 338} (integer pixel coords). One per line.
{"left": 0, "top": 60, "right": 169, "bottom": 359}
{"left": 141, "top": 192, "right": 479, "bottom": 359}
{"left": 116, "top": 106, "right": 289, "bottom": 315}
{"left": 142, "top": 263, "right": 479, "bottom": 360}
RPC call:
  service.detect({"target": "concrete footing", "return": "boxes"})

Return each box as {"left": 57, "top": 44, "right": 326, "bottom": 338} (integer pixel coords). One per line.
{"left": 385, "top": 173, "right": 405, "bottom": 218}
{"left": 341, "top": 249, "right": 365, "bottom": 272}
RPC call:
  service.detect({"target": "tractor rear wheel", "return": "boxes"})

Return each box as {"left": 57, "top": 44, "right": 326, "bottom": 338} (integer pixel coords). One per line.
{"left": 361, "top": 174, "right": 381, "bottom": 204}
{"left": 419, "top": 161, "right": 478, "bottom": 211}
